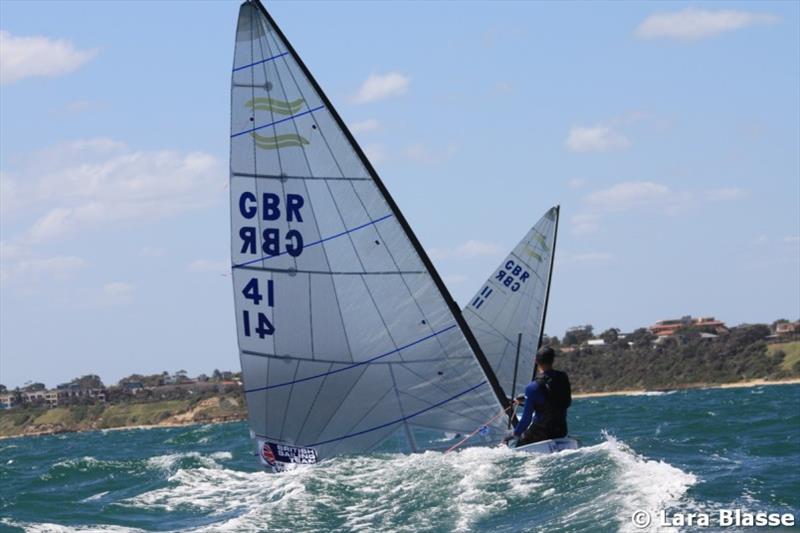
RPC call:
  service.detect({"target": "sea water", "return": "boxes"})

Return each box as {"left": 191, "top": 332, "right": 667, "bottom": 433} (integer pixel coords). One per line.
{"left": 1, "top": 384, "right": 798, "bottom": 532}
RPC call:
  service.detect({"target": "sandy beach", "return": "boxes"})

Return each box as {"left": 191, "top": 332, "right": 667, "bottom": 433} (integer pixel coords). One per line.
{"left": 572, "top": 377, "right": 800, "bottom": 399}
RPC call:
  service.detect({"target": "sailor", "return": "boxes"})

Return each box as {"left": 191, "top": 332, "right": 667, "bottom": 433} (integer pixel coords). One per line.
{"left": 504, "top": 346, "right": 572, "bottom": 446}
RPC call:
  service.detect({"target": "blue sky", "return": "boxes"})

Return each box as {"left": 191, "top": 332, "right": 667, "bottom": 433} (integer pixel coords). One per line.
{"left": 1, "top": 1, "right": 798, "bottom": 388}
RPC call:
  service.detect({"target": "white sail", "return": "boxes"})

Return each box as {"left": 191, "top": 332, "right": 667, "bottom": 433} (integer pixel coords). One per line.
{"left": 463, "top": 207, "right": 559, "bottom": 399}
{"left": 230, "top": 1, "right": 511, "bottom": 470}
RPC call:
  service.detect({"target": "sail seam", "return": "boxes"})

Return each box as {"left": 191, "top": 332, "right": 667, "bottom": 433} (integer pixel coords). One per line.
{"left": 303, "top": 381, "right": 488, "bottom": 447}
{"left": 233, "top": 51, "right": 289, "bottom": 72}
{"left": 232, "top": 213, "right": 394, "bottom": 268}
{"left": 243, "top": 324, "right": 457, "bottom": 393}
{"left": 235, "top": 265, "right": 425, "bottom": 275}
{"left": 232, "top": 172, "right": 371, "bottom": 181}
{"left": 231, "top": 105, "right": 325, "bottom": 138}
{"left": 241, "top": 350, "right": 472, "bottom": 365}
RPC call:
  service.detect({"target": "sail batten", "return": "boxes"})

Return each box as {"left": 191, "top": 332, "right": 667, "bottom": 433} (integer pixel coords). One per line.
{"left": 304, "top": 380, "right": 488, "bottom": 448}
{"left": 242, "top": 324, "right": 459, "bottom": 393}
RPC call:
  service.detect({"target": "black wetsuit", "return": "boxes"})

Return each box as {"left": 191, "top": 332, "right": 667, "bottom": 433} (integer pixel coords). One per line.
{"left": 515, "top": 369, "right": 572, "bottom": 446}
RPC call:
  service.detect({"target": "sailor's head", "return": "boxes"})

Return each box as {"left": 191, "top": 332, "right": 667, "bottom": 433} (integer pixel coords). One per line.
{"left": 535, "top": 346, "right": 555, "bottom": 370}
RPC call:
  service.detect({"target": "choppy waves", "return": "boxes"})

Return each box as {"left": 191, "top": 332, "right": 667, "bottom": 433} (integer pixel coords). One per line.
{"left": 3, "top": 385, "right": 798, "bottom": 532}
{"left": 5, "top": 435, "right": 697, "bottom": 532}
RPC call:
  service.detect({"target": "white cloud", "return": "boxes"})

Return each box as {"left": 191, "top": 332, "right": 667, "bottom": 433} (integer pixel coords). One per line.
{"left": 349, "top": 119, "right": 380, "bottom": 134}
{"left": 493, "top": 81, "right": 514, "bottom": 94}
{"left": 567, "top": 178, "right": 586, "bottom": 190}
{"left": 635, "top": 9, "right": 779, "bottom": 41}
{"left": 570, "top": 213, "right": 600, "bottom": 236}
{"left": 3, "top": 255, "right": 87, "bottom": 282}
{"left": 0, "top": 30, "right": 98, "bottom": 85}
{"left": 585, "top": 181, "right": 672, "bottom": 212}
{"left": 2, "top": 138, "right": 223, "bottom": 242}
{"left": 429, "top": 240, "right": 503, "bottom": 260}
{"left": 187, "top": 259, "right": 228, "bottom": 273}
{"left": 102, "top": 281, "right": 134, "bottom": 304}
{"left": 571, "top": 180, "right": 747, "bottom": 236}
{"left": 139, "top": 246, "right": 167, "bottom": 258}
{"left": 353, "top": 72, "right": 409, "bottom": 104}
{"left": 557, "top": 251, "right": 614, "bottom": 266}
{"left": 60, "top": 99, "right": 107, "bottom": 115}
{"left": 403, "top": 143, "right": 458, "bottom": 164}
{"left": 566, "top": 126, "right": 630, "bottom": 153}
{"left": 706, "top": 187, "right": 747, "bottom": 201}
{"left": 363, "top": 143, "right": 387, "bottom": 163}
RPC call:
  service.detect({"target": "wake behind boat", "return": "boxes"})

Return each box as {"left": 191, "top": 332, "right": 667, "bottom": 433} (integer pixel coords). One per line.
{"left": 514, "top": 437, "right": 580, "bottom": 454}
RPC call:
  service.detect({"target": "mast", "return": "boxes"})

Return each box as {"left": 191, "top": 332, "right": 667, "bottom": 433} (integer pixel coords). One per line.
{"left": 533, "top": 205, "right": 560, "bottom": 379}
{"left": 508, "top": 332, "right": 522, "bottom": 429}
{"left": 249, "top": 0, "right": 512, "bottom": 417}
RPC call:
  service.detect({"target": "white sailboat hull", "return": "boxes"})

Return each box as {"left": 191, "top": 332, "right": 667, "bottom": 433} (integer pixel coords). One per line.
{"left": 513, "top": 437, "right": 579, "bottom": 454}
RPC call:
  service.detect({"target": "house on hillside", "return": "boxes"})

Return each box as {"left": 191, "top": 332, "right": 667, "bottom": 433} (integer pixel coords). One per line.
{"left": 775, "top": 321, "right": 800, "bottom": 336}
{"left": 649, "top": 316, "right": 728, "bottom": 337}
{"left": 0, "top": 393, "right": 18, "bottom": 409}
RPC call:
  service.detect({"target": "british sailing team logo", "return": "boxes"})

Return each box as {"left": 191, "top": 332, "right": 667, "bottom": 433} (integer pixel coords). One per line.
{"left": 261, "top": 442, "right": 277, "bottom": 466}
{"left": 246, "top": 97, "right": 310, "bottom": 150}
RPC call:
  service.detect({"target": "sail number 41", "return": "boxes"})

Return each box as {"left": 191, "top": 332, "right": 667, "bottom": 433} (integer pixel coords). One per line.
{"left": 242, "top": 278, "right": 275, "bottom": 337}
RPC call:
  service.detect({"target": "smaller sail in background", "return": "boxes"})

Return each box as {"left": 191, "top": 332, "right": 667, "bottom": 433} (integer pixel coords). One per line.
{"left": 463, "top": 207, "right": 559, "bottom": 397}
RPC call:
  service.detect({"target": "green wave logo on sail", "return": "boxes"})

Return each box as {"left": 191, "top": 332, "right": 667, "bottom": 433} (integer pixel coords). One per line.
{"left": 246, "top": 97, "right": 305, "bottom": 115}
{"left": 523, "top": 246, "right": 543, "bottom": 263}
{"left": 533, "top": 232, "right": 549, "bottom": 251}
{"left": 251, "top": 132, "right": 310, "bottom": 150}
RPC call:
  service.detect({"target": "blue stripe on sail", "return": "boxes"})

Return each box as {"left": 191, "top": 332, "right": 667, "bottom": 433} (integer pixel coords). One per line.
{"left": 243, "top": 324, "right": 458, "bottom": 394}
{"left": 233, "top": 51, "right": 289, "bottom": 72}
{"left": 231, "top": 105, "right": 325, "bottom": 138}
{"left": 303, "top": 381, "right": 489, "bottom": 447}
{"left": 232, "top": 213, "right": 394, "bottom": 268}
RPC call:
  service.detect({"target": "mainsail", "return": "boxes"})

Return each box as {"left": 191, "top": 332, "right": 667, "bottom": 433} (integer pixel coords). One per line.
{"left": 229, "top": 0, "right": 510, "bottom": 470}
{"left": 463, "top": 207, "right": 560, "bottom": 400}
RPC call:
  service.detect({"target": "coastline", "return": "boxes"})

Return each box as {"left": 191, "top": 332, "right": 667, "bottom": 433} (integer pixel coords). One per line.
{"left": 0, "top": 414, "right": 246, "bottom": 441}
{"left": 2, "top": 378, "right": 799, "bottom": 440}
{"left": 572, "top": 377, "right": 800, "bottom": 399}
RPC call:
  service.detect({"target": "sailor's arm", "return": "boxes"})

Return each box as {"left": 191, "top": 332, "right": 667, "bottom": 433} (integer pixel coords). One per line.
{"left": 512, "top": 381, "right": 539, "bottom": 436}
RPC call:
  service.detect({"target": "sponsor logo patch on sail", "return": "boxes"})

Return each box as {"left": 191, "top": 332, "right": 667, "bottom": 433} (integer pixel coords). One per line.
{"left": 258, "top": 439, "right": 318, "bottom": 468}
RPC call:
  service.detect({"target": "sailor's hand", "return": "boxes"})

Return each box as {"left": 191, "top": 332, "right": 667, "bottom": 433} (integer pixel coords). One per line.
{"left": 515, "top": 395, "right": 525, "bottom": 404}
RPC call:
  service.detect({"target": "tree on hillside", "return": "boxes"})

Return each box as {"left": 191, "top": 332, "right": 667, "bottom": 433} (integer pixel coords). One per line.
{"left": 626, "top": 328, "right": 656, "bottom": 348}
{"left": 542, "top": 335, "right": 560, "bottom": 347}
{"left": 563, "top": 325, "right": 593, "bottom": 346}
{"left": 600, "top": 328, "right": 620, "bottom": 344}
{"left": 23, "top": 382, "right": 46, "bottom": 391}
{"left": 0, "top": 384, "right": 6, "bottom": 393}
{"left": 728, "top": 324, "right": 771, "bottom": 345}
{"left": 74, "top": 374, "right": 105, "bottom": 389}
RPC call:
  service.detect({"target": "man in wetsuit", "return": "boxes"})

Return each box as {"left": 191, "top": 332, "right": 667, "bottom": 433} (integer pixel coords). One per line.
{"left": 504, "top": 346, "right": 571, "bottom": 446}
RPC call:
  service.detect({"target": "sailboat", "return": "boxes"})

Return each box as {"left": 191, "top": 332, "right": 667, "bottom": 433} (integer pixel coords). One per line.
{"left": 463, "top": 207, "right": 578, "bottom": 454}
{"left": 229, "top": 0, "right": 569, "bottom": 471}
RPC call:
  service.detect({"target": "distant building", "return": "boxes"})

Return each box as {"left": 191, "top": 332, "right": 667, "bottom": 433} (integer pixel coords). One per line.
{"left": 649, "top": 316, "right": 727, "bottom": 337}
{"left": 46, "top": 386, "right": 106, "bottom": 406}
{"left": 0, "top": 393, "right": 18, "bottom": 409}
{"left": 22, "top": 390, "right": 48, "bottom": 405}
{"left": 586, "top": 339, "right": 605, "bottom": 346}
{"left": 776, "top": 321, "right": 800, "bottom": 336}
{"left": 121, "top": 381, "right": 145, "bottom": 394}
